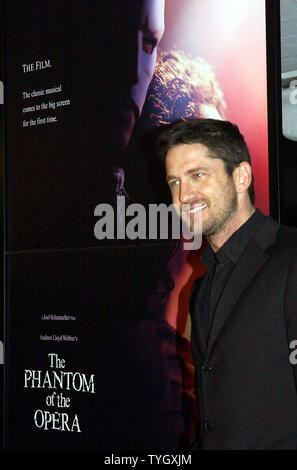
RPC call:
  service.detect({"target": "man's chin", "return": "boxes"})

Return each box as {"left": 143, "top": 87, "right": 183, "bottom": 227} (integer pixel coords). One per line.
{"left": 191, "top": 210, "right": 207, "bottom": 234}
{"left": 181, "top": 218, "right": 203, "bottom": 237}
{"left": 200, "top": 219, "right": 216, "bottom": 237}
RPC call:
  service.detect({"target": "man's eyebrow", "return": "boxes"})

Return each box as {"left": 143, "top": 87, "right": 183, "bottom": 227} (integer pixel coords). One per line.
{"left": 166, "top": 167, "right": 209, "bottom": 183}
{"left": 185, "top": 167, "right": 209, "bottom": 175}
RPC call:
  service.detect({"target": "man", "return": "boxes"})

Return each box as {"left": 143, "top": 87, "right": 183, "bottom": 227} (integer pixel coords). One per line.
{"left": 156, "top": 118, "right": 297, "bottom": 450}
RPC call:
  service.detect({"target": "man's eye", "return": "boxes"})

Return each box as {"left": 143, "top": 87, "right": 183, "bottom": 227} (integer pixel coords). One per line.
{"left": 193, "top": 173, "right": 203, "bottom": 178}
{"left": 169, "top": 180, "right": 179, "bottom": 189}
{"left": 142, "top": 36, "right": 157, "bottom": 54}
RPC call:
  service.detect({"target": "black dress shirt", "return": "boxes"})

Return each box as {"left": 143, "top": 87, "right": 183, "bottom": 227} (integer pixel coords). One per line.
{"left": 198, "top": 209, "right": 265, "bottom": 343}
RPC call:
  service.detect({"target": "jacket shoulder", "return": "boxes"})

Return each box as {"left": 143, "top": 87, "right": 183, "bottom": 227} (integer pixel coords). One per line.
{"left": 255, "top": 215, "right": 297, "bottom": 253}
{"left": 277, "top": 223, "right": 297, "bottom": 238}
{"left": 275, "top": 223, "right": 297, "bottom": 252}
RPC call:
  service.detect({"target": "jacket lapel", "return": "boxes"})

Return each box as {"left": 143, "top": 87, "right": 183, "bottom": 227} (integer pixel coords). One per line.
{"left": 204, "top": 217, "right": 279, "bottom": 360}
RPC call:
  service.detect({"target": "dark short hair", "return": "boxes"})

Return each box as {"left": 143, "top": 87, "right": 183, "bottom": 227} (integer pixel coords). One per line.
{"left": 155, "top": 118, "right": 255, "bottom": 204}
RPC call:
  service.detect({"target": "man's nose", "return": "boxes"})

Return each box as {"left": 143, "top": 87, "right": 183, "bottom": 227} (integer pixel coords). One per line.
{"left": 179, "top": 182, "right": 196, "bottom": 204}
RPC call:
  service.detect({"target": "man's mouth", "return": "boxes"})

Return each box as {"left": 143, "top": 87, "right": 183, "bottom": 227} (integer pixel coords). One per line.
{"left": 189, "top": 203, "right": 208, "bottom": 215}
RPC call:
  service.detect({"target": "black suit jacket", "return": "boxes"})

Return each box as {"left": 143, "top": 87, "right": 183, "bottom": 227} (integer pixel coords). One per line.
{"left": 190, "top": 215, "right": 297, "bottom": 449}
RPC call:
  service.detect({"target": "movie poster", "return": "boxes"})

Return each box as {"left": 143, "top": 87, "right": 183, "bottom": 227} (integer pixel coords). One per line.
{"left": 4, "top": 0, "right": 269, "bottom": 449}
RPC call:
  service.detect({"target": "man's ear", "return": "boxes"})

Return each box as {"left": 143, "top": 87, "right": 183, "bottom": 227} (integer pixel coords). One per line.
{"left": 233, "top": 162, "right": 253, "bottom": 194}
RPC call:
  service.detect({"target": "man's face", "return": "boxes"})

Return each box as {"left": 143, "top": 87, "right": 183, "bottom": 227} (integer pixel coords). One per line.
{"left": 165, "top": 143, "right": 238, "bottom": 236}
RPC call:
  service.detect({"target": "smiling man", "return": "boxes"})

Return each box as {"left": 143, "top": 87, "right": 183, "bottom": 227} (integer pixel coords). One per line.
{"left": 165, "top": 142, "right": 246, "bottom": 238}
{"left": 156, "top": 118, "right": 297, "bottom": 450}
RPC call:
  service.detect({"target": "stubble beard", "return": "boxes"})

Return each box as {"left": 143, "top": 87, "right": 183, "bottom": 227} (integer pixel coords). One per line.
{"left": 202, "top": 185, "right": 238, "bottom": 237}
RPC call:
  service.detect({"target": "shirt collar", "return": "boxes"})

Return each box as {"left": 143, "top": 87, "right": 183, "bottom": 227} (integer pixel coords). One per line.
{"left": 201, "top": 209, "right": 265, "bottom": 268}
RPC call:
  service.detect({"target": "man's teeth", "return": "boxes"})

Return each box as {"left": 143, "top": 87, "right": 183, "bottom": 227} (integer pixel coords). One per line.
{"left": 190, "top": 204, "right": 207, "bottom": 214}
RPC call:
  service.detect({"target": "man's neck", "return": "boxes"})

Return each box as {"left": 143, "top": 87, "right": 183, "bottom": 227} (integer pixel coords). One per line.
{"left": 207, "top": 206, "right": 256, "bottom": 253}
